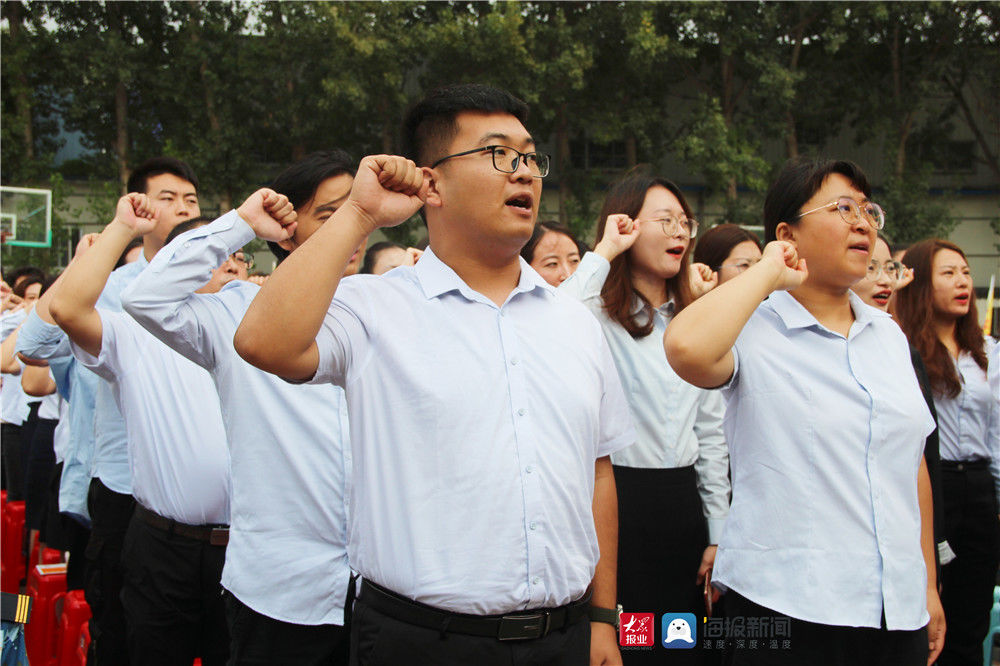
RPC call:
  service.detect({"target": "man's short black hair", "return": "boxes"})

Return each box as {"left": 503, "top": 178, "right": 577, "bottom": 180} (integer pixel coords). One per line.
{"left": 126, "top": 157, "right": 199, "bottom": 195}
{"left": 164, "top": 216, "right": 213, "bottom": 245}
{"left": 265, "top": 150, "right": 356, "bottom": 265}
{"left": 762, "top": 157, "right": 872, "bottom": 243}
{"left": 401, "top": 83, "right": 530, "bottom": 167}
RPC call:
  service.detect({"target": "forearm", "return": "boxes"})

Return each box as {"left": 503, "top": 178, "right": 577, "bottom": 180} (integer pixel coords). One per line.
{"left": 51, "top": 221, "right": 134, "bottom": 331}
{"left": 1, "top": 327, "right": 21, "bottom": 374}
{"left": 235, "top": 201, "right": 373, "bottom": 380}
{"left": 21, "top": 364, "right": 55, "bottom": 396}
{"left": 917, "top": 459, "right": 937, "bottom": 592}
{"left": 558, "top": 251, "right": 609, "bottom": 302}
{"left": 664, "top": 260, "right": 780, "bottom": 387}
{"left": 590, "top": 456, "right": 618, "bottom": 609}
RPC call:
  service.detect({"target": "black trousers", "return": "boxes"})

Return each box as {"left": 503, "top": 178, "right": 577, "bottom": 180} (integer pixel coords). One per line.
{"left": 120, "top": 509, "right": 229, "bottom": 666}
{"left": 1, "top": 422, "right": 25, "bottom": 500}
{"left": 85, "top": 477, "right": 135, "bottom": 666}
{"left": 43, "top": 462, "right": 90, "bottom": 591}
{"left": 937, "top": 464, "right": 1000, "bottom": 666}
{"left": 615, "top": 465, "right": 714, "bottom": 665}
{"left": 350, "top": 592, "right": 590, "bottom": 666}
{"left": 24, "top": 414, "right": 56, "bottom": 532}
{"left": 722, "top": 591, "right": 927, "bottom": 666}
{"left": 226, "top": 591, "right": 349, "bottom": 666}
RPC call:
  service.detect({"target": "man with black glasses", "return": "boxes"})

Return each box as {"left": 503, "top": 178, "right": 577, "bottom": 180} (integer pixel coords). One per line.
{"left": 234, "top": 84, "right": 634, "bottom": 665}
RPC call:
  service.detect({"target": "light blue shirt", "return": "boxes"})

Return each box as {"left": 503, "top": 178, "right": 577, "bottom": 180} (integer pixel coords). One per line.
{"left": 934, "top": 343, "right": 1000, "bottom": 503}
{"left": 15, "top": 310, "right": 98, "bottom": 522}
{"left": 72, "top": 308, "right": 229, "bottom": 525}
{"left": 715, "top": 290, "right": 934, "bottom": 630}
{"left": 90, "top": 257, "right": 148, "bottom": 494}
{"left": 560, "top": 252, "right": 730, "bottom": 542}
{"left": 310, "top": 247, "right": 635, "bottom": 614}
{"left": 121, "top": 211, "right": 352, "bottom": 626}
{"left": 1, "top": 310, "right": 29, "bottom": 424}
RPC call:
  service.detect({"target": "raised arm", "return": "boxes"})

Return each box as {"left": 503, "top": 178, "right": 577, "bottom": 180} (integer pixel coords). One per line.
{"left": 21, "top": 362, "right": 56, "bottom": 397}
{"left": 235, "top": 155, "right": 427, "bottom": 381}
{"left": 49, "top": 194, "right": 156, "bottom": 357}
{"left": 122, "top": 190, "right": 294, "bottom": 369}
{"left": 664, "top": 241, "right": 807, "bottom": 388}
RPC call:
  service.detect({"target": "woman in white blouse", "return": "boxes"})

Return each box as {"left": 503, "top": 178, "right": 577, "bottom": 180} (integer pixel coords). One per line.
{"left": 892, "top": 238, "right": 999, "bottom": 666}
{"left": 665, "top": 158, "right": 943, "bottom": 665}
{"left": 560, "top": 172, "right": 728, "bottom": 665}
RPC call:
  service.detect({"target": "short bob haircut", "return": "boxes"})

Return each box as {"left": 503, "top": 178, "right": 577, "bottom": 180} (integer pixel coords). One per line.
{"left": 520, "top": 222, "right": 584, "bottom": 265}
{"left": 892, "top": 238, "right": 987, "bottom": 398}
{"left": 763, "top": 158, "right": 872, "bottom": 243}
{"left": 266, "top": 150, "right": 356, "bottom": 265}
{"left": 594, "top": 172, "right": 695, "bottom": 339}
{"left": 360, "top": 241, "right": 406, "bottom": 275}
{"left": 692, "top": 223, "right": 762, "bottom": 271}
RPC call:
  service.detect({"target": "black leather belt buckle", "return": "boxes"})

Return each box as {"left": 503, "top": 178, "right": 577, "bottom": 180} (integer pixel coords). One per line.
{"left": 209, "top": 528, "right": 229, "bottom": 546}
{"left": 497, "top": 612, "right": 549, "bottom": 641}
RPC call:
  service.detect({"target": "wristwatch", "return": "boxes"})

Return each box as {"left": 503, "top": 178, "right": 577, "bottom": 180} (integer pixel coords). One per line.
{"left": 589, "top": 603, "right": 623, "bottom": 629}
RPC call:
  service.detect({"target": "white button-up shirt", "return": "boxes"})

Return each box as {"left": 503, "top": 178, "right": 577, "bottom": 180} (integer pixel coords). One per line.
{"left": 121, "top": 211, "right": 352, "bottom": 626}
{"left": 91, "top": 258, "right": 149, "bottom": 495}
{"left": 309, "top": 247, "right": 635, "bottom": 614}
{"left": 715, "top": 290, "right": 934, "bottom": 630}
{"left": 934, "top": 345, "right": 1000, "bottom": 503}
{"left": 72, "top": 309, "right": 229, "bottom": 525}
{"left": 560, "top": 252, "right": 730, "bottom": 541}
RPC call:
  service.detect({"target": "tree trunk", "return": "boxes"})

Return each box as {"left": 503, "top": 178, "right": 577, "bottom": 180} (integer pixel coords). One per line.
{"left": 115, "top": 80, "right": 129, "bottom": 194}
{"left": 944, "top": 74, "right": 1000, "bottom": 183}
{"left": 9, "top": 2, "right": 34, "bottom": 165}
{"left": 556, "top": 104, "right": 571, "bottom": 226}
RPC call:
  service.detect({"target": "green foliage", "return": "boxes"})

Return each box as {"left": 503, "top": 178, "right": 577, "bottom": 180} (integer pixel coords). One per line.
{"left": 0, "top": 0, "right": 995, "bottom": 273}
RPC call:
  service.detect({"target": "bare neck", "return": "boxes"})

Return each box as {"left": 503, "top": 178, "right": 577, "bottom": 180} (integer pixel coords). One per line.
{"left": 630, "top": 268, "right": 669, "bottom": 309}
{"left": 432, "top": 239, "right": 524, "bottom": 308}
{"left": 142, "top": 237, "right": 162, "bottom": 263}
{"left": 934, "top": 317, "right": 960, "bottom": 357}
{"left": 789, "top": 280, "right": 855, "bottom": 337}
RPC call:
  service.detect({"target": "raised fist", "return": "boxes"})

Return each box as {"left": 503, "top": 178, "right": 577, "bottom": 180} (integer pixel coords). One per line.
{"left": 237, "top": 189, "right": 298, "bottom": 242}
{"left": 114, "top": 193, "right": 157, "bottom": 236}
{"left": 347, "top": 155, "right": 428, "bottom": 232}
{"left": 761, "top": 240, "right": 808, "bottom": 292}
{"left": 594, "top": 214, "right": 641, "bottom": 261}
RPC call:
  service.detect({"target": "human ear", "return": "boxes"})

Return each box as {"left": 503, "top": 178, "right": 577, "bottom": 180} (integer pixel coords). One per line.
{"left": 775, "top": 222, "right": 796, "bottom": 245}
{"left": 422, "top": 167, "right": 443, "bottom": 209}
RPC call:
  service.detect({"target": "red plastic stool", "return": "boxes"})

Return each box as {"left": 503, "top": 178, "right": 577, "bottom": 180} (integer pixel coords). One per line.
{"left": 24, "top": 561, "right": 67, "bottom": 666}
{"left": 56, "top": 589, "right": 91, "bottom": 666}
{"left": 1, "top": 500, "right": 25, "bottom": 593}
{"left": 75, "top": 622, "right": 91, "bottom": 666}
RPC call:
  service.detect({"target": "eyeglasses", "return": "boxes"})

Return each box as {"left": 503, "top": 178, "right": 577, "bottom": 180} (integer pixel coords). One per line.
{"left": 797, "top": 196, "right": 885, "bottom": 230}
{"left": 866, "top": 260, "right": 904, "bottom": 281}
{"left": 230, "top": 252, "right": 254, "bottom": 270}
{"left": 430, "top": 145, "right": 550, "bottom": 178}
{"left": 638, "top": 215, "right": 699, "bottom": 239}
{"left": 718, "top": 257, "right": 760, "bottom": 273}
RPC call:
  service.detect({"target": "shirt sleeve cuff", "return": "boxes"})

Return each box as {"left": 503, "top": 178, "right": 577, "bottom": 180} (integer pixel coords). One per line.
{"left": 707, "top": 517, "right": 727, "bottom": 545}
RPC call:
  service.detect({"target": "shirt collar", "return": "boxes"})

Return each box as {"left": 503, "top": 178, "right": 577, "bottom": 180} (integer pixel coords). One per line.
{"left": 767, "top": 289, "right": 888, "bottom": 333}
{"left": 415, "top": 246, "right": 554, "bottom": 302}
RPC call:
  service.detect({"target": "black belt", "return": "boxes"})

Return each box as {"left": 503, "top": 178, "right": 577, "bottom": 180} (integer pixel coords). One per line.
{"left": 135, "top": 504, "right": 229, "bottom": 546}
{"left": 360, "top": 579, "right": 591, "bottom": 641}
{"left": 941, "top": 458, "right": 991, "bottom": 472}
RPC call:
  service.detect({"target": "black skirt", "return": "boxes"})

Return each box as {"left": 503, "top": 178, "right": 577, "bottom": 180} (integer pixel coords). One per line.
{"left": 614, "top": 464, "right": 715, "bottom": 665}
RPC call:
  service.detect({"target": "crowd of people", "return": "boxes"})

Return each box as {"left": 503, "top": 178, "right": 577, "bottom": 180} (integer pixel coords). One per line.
{"left": 1, "top": 83, "right": 997, "bottom": 666}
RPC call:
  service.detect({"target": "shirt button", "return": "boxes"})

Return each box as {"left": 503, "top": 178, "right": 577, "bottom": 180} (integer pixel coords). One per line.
{"left": 525, "top": 465, "right": 533, "bottom": 474}
{"left": 517, "top": 408, "right": 526, "bottom": 416}
{"left": 511, "top": 358, "right": 519, "bottom": 365}
{"left": 529, "top": 521, "right": 537, "bottom": 530}
{"left": 532, "top": 577, "right": 540, "bottom": 585}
